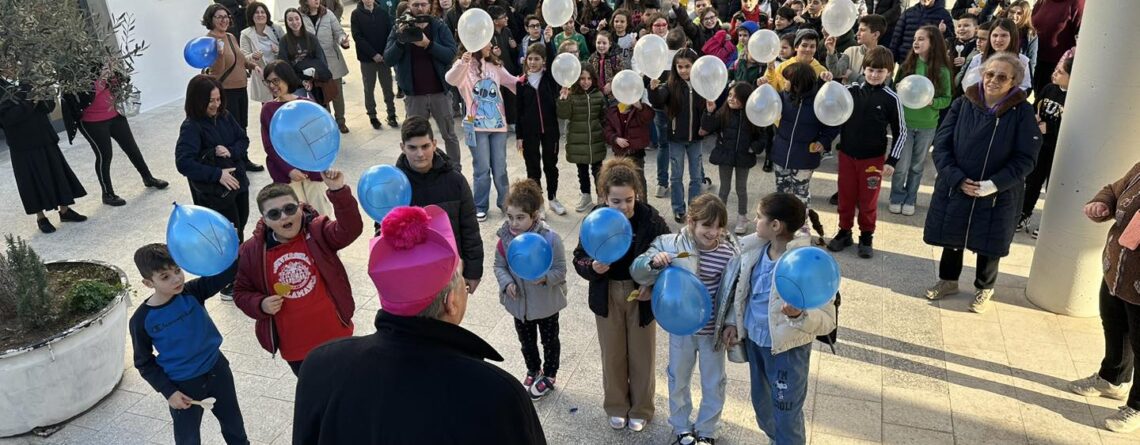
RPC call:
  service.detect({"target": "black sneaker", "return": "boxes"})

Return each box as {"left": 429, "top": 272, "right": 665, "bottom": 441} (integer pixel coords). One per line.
{"left": 857, "top": 233, "right": 874, "bottom": 259}
{"left": 338, "top": 122, "right": 350, "bottom": 134}
{"left": 762, "top": 158, "right": 773, "bottom": 172}
{"left": 220, "top": 283, "right": 234, "bottom": 301}
{"left": 674, "top": 212, "right": 685, "bottom": 223}
{"left": 370, "top": 117, "right": 382, "bottom": 129}
{"left": 387, "top": 117, "right": 400, "bottom": 128}
{"left": 143, "top": 177, "right": 169, "bottom": 189}
{"left": 1015, "top": 215, "right": 1031, "bottom": 232}
{"left": 673, "top": 432, "right": 695, "bottom": 445}
{"left": 695, "top": 437, "right": 716, "bottom": 445}
{"left": 244, "top": 160, "right": 265, "bottom": 172}
{"left": 827, "top": 229, "right": 853, "bottom": 252}
{"left": 37, "top": 218, "right": 56, "bottom": 233}
{"left": 396, "top": 89, "right": 405, "bottom": 99}
{"left": 102, "top": 193, "right": 126, "bottom": 206}
{"left": 59, "top": 208, "right": 87, "bottom": 222}
{"left": 828, "top": 192, "right": 839, "bottom": 206}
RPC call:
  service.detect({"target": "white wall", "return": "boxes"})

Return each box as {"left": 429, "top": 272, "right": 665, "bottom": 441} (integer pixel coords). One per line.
{"left": 103, "top": 0, "right": 212, "bottom": 112}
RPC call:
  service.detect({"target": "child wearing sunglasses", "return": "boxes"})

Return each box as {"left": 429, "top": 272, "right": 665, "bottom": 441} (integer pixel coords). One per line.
{"left": 233, "top": 170, "right": 364, "bottom": 375}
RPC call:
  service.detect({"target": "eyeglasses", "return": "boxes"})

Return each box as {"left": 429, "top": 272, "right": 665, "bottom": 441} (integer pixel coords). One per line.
{"left": 983, "top": 71, "right": 1011, "bottom": 83}
{"left": 264, "top": 203, "right": 300, "bottom": 221}
{"left": 214, "top": 14, "right": 231, "bottom": 20}
{"left": 264, "top": 76, "right": 281, "bottom": 85}
{"left": 527, "top": 23, "right": 541, "bottom": 28}
{"left": 652, "top": 22, "right": 669, "bottom": 28}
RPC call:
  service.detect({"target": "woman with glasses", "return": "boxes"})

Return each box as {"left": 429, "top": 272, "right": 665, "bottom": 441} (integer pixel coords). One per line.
{"left": 923, "top": 53, "right": 1041, "bottom": 314}
{"left": 203, "top": 3, "right": 266, "bottom": 172}
{"left": 259, "top": 61, "right": 332, "bottom": 216}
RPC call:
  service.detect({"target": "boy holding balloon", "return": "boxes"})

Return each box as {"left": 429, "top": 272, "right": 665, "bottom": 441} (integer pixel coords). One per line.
{"left": 631, "top": 194, "right": 740, "bottom": 445}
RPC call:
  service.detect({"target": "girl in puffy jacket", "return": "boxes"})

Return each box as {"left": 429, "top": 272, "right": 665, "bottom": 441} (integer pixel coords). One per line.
{"left": 702, "top": 82, "right": 767, "bottom": 235}
{"left": 603, "top": 100, "right": 655, "bottom": 201}
{"left": 558, "top": 65, "right": 607, "bottom": 213}
{"left": 770, "top": 62, "right": 840, "bottom": 208}
{"left": 649, "top": 49, "right": 709, "bottom": 223}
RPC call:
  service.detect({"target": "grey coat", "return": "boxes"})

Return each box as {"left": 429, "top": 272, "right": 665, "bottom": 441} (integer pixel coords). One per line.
{"left": 493, "top": 221, "right": 568, "bottom": 321}
{"left": 302, "top": 6, "right": 350, "bottom": 79}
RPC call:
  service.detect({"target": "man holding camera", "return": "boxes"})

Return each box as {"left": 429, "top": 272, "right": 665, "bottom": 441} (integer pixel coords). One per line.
{"left": 383, "top": 0, "right": 461, "bottom": 166}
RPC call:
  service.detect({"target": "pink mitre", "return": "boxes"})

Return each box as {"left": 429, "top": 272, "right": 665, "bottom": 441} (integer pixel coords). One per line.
{"left": 368, "top": 205, "right": 459, "bottom": 316}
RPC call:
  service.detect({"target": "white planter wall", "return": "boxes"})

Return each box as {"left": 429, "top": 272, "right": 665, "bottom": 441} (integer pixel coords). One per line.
{"left": 0, "top": 262, "right": 129, "bottom": 437}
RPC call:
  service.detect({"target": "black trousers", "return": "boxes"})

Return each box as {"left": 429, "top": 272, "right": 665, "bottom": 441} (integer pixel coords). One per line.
{"left": 288, "top": 360, "right": 304, "bottom": 376}
{"left": 577, "top": 162, "right": 602, "bottom": 195}
{"left": 191, "top": 186, "right": 250, "bottom": 242}
{"left": 169, "top": 354, "right": 249, "bottom": 445}
{"left": 1022, "top": 141, "right": 1056, "bottom": 219}
{"left": 522, "top": 131, "right": 560, "bottom": 200}
{"left": 501, "top": 87, "right": 517, "bottom": 125}
{"left": 222, "top": 88, "right": 253, "bottom": 165}
{"left": 513, "top": 313, "right": 561, "bottom": 378}
{"left": 76, "top": 115, "right": 153, "bottom": 195}
{"left": 938, "top": 247, "right": 1000, "bottom": 290}
{"left": 1032, "top": 63, "right": 1055, "bottom": 100}
{"left": 1098, "top": 281, "right": 1140, "bottom": 408}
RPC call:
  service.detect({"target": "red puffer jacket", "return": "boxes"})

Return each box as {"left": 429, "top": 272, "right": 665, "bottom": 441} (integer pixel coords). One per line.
{"left": 603, "top": 103, "right": 655, "bottom": 157}
{"left": 233, "top": 186, "right": 364, "bottom": 355}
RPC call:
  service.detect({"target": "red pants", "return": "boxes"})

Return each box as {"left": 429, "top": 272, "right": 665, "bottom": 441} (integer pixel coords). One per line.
{"left": 837, "top": 152, "right": 885, "bottom": 233}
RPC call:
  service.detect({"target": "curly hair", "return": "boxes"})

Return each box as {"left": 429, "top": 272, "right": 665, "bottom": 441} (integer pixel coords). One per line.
{"left": 506, "top": 180, "right": 545, "bottom": 216}
{"left": 598, "top": 157, "right": 644, "bottom": 199}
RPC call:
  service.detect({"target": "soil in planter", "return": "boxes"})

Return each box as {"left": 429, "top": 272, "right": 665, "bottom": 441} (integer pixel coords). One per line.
{"left": 0, "top": 263, "right": 122, "bottom": 352}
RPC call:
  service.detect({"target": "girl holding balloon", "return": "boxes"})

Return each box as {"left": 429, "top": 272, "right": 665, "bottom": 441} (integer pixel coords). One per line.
{"left": 702, "top": 83, "right": 767, "bottom": 236}
{"left": 557, "top": 65, "right": 608, "bottom": 213}
{"left": 493, "top": 180, "right": 568, "bottom": 400}
{"left": 446, "top": 44, "right": 518, "bottom": 221}
{"left": 721, "top": 192, "right": 838, "bottom": 445}
{"left": 768, "top": 61, "right": 839, "bottom": 207}
{"left": 649, "top": 49, "right": 710, "bottom": 223}
{"left": 572, "top": 158, "right": 671, "bottom": 433}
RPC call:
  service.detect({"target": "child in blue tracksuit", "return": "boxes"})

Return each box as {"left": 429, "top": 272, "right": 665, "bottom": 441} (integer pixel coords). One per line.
{"left": 129, "top": 244, "right": 248, "bottom": 445}
{"left": 632, "top": 194, "right": 739, "bottom": 444}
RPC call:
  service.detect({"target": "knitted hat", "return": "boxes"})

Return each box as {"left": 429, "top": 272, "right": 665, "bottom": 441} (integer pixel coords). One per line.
{"left": 739, "top": 21, "right": 761, "bottom": 36}
{"left": 368, "top": 205, "right": 459, "bottom": 316}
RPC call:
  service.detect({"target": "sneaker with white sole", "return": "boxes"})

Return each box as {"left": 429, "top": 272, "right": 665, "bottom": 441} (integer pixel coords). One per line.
{"left": 609, "top": 416, "right": 627, "bottom": 429}
{"left": 695, "top": 437, "right": 716, "bottom": 445}
{"left": 888, "top": 203, "right": 902, "bottom": 214}
{"left": 925, "top": 280, "right": 959, "bottom": 300}
{"left": 575, "top": 193, "right": 593, "bottom": 212}
{"left": 655, "top": 185, "right": 669, "bottom": 198}
{"left": 901, "top": 204, "right": 916, "bottom": 216}
{"left": 1070, "top": 373, "right": 1129, "bottom": 400}
{"left": 970, "top": 288, "right": 994, "bottom": 313}
{"left": 476, "top": 212, "right": 488, "bottom": 222}
{"left": 1106, "top": 406, "right": 1140, "bottom": 433}
{"left": 529, "top": 375, "right": 555, "bottom": 400}
{"left": 628, "top": 418, "right": 647, "bottom": 432}
{"left": 734, "top": 214, "right": 749, "bottom": 235}
{"left": 673, "top": 432, "right": 696, "bottom": 445}
{"left": 548, "top": 199, "right": 567, "bottom": 215}
{"left": 220, "top": 283, "right": 234, "bottom": 301}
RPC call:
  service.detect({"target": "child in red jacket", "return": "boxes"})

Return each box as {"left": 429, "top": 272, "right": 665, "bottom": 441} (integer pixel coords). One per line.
{"left": 233, "top": 170, "right": 364, "bottom": 375}
{"left": 603, "top": 101, "right": 655, "bottom": 201}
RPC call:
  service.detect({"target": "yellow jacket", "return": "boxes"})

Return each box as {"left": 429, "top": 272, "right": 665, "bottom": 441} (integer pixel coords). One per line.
{"left": 764, "top": 58, "right": 827, "bottom": 92}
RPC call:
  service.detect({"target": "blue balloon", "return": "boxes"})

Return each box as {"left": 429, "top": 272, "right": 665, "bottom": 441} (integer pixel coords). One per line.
{"left": 269, "top": 100, "right": 340, "bottom": 172}
{"left": 166, "top": 203, "right": 239, "bottom": 277}
{"left": 357, "top": 165, "right": 412, "bottom": 222}
{"left": 774, "top": 246, "right": 841, "bottom": 310}
{"left": 507, "top": 233, "right": 554, "bottom": 281}
{"left": 579, "top": 207, "right": 633, "bottom": 264}
{"left": 184, "top": 37, "right": 219, "bottom": 69}
{"left": 652, "top": 267, "right": 714, "bottom": 336}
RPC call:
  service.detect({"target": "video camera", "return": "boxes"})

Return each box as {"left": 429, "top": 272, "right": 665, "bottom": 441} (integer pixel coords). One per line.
{"left": 396, "top": 14, "right": 432, "bottom": 44}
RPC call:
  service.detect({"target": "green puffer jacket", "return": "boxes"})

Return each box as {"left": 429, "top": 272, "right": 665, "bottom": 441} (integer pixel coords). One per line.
{"left": 557, "top": 88, "right": 607, "bottom": 165}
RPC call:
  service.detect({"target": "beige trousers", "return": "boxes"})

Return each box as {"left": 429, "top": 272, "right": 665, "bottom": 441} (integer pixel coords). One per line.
{"left": 597, "top": 279, "right": 657, "bottom": 420}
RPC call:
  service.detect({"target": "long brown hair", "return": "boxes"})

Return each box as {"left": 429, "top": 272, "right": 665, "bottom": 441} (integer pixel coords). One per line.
{"left": 982, "top": 18, "right": 1021, "bottom": 59}
{"left": 899, "top": 25, "right": 952, "bottom": 93}
{"left": 665, "top": 49, "right": 698, "bottom": 119}
{"left": 598, "top": 157, "right": 644, "bottom": 200}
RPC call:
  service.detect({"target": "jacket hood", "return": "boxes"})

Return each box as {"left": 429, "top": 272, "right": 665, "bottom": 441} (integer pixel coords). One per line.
{"left": 964, "top": 84, "right": 1028, "bottom": 117}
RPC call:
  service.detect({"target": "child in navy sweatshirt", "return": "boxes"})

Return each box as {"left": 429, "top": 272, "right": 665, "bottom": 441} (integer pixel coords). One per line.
{"left": 129, "top": 244, "right": 248, "bottom": 445}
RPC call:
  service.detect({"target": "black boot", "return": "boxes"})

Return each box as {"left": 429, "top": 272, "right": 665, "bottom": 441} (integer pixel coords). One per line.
{"left": 828, "top": 192, "right": 839, "bottom": 206}
{"left": 827, "top": 229, "right": 853, "bottom": 252}
{"left": 858, "top": 233, "right": 874, "bottom": 258}
{"left": 143, "top": 176, "right": 169, "bottom": 189}
{"left": 102, "top": 192, "right": 126, "bottom": 206}
{"left": 762, "top": 158, "right": 773, "bottom": 172}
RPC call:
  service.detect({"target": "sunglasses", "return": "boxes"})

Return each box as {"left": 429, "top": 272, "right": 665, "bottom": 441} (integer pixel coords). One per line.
{"left": 527, "top": 23, "right": 541, "bottom": 28}
{"left": 265, "top": 203, "right": 300, "bottom": 221}
{"left": 983, "top": 71, "right": 1011, "bottom": 83}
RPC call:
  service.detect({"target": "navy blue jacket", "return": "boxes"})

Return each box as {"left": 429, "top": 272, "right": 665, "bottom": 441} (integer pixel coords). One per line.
{"left": 889, "top": 0, "right": 954, "bottom": 62}
{"left": 174, "top": 113, "right": 250, "bottom": 190}
{"left": 923, "top": 86, "right": 1042, "bottom": 257}
{"left": 382, "top": 16, "right": 458, "bottom": 94}
{"left": 702, "top": 108, "right": 766, "bottom": 168}
{"left": 771, "top": 89, "right": 841, "bottom": 171}
{"left": 350, "top": 2, "right": 393, "bottom": 62}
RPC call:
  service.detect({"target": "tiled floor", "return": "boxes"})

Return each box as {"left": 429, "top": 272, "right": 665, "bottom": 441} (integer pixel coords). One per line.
{"left": 2, "top": 32, "right": 1137, "bottom": 445}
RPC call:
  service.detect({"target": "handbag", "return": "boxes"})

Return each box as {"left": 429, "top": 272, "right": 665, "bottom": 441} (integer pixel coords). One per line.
{"left": 115, "top": 87, "right": 141, "bottom": 118}
{"left": 189, "top": 148, "right": 238, "bottom": 203}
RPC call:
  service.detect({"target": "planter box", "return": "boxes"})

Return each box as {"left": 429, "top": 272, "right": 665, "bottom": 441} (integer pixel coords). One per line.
{"left": 0, "top": 260, "right": 130, "bottom": 437}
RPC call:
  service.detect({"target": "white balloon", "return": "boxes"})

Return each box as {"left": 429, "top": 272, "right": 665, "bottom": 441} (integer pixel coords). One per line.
{"left": 746, "top": 84, "right": 782, "bottom": 127}
{"left": 691, "top": 56, "right": 729, "bottom": 101}
{"left": 551, "top": 53, "right": 582, "bottom": 88}
{"left": 542, "top": 0, "right": 574, "bottom": 29}
{"left": 821, "top": 0, "right": 858, "bottom": 37}
{"left": 962, "top": 66, "right": 982, "bottom": 89}
{"left": 814, "top": 81, "right": 854, "bottom": 126}
{"left": 633, "top": 35, "right": 669, "bottom": 79}
{"left": 897, "top": 74, "right": 936, "bottom": 109}
{"left": 457, "top": 8, "right": 494, "bottom": 52}
{"left": 748, "top": 30, "right": 781, "bottom": 64}
{"left": 611, "top": 70, "right": 646, "bottom": 105}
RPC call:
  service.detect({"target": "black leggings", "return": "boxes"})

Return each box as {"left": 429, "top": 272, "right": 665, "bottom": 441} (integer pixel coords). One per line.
{"left": 577, "top": 162, "right": 602, "bottom": 195}
{"left": 77, "top": 115, "right": 153, "bottom": 195}
{"left": 1097, "top": 281, "right": 1140, "bottom": 409}
{"left": 223, "top": 88, "right": 249, "bottom": 129}
{"left": 169, "top": 354, "right": 248, "bottom": 444}
{"left": 1022, "top": 141, "right": 1056, "bottom": 219}
{"left": 938, "top": 247, "right": 1000, "bottom": 290}
{"left": 522, "top": 131, "right": 560, "bottom": 200}
{"left": 513, "top": 313, "right": 561, "bottom": 378}
{"left": 191, "top": 186, "right": 250, "bottom": 242}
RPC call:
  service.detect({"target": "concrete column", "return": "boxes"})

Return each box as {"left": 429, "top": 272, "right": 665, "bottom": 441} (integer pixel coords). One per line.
{"left": 1026, "top": 0, "right": 1140, "bottom": 316}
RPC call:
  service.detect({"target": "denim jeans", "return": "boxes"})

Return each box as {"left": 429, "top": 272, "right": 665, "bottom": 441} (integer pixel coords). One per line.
{"left": 668, "top": 334, "right": 727, "bottom": 437}
{"left": 669, "top": 140, "right": 704, "bottom": 215}
{"left": 655, "top": 110, "right": 670, "bottom": 187}
{"left": 889, "top": 127, "right": 937, "bottom": 207}
{"left": 746, "top": 340, "right": 811, "bottom": 445}
{"left": 471, "top": 131, "right": 509, "bottom": 213}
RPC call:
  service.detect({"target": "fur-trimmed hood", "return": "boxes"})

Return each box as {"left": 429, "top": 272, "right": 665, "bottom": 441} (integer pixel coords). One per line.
{"left": 964, "top": 84, "right": 1029, "bottom": 117}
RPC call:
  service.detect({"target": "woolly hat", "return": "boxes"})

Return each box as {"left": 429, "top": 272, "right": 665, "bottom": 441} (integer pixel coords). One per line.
{"left": 368, "top": 205, "right": 459, "bottom": 316}
{"left": 739, "top": 21, "right": 761, "bottom": 36}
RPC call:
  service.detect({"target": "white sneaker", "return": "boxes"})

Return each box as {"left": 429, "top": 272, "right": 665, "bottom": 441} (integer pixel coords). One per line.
{"left": 734, "top": 214, "right": 749, "bottom": 235}
{"left": 901, "top": 204, "right": 916, "bottom": 216}
{"left": 888, "top": 203, "right": 902, "bottom": 214}
{"left": 1070, "top": 373, "right": 1129, "bottom": 400}
{"left": 655, "top": 185, "right": 669, "bottom": 198}
{"left": 628, "top": 418, "right": 647, "bottom": 432}
{"left": 970, "top": 289, "right": 994, "bottom": 313}
{"left": 609, "top": 416, "right": 627, "bottom": 430}
{"left": 1106, "top": 406, "right": 1140, "bottom": 433}
{"left": 575, "top": 193, "right": 593, "bottom": 212}
{"left": 548, "top": 199, "right": 567, "bottom": 215}
{"left": 476, "top": 212, "right": 488, "bottom": 222}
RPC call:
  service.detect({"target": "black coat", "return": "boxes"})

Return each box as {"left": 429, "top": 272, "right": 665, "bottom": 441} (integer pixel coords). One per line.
{"left": 394, "top": 151, "right": 484, "bottom": 281}
{"left": 648, "top": 75, "right": 708, "bottom": 143}
{"left": 0, "top": 83, "right": 87, "bottom": 214}
{"left": 924, "top": 86, "right": 1042, "bottom": 257}
{"left": 350, "top": 3, "right": 393, "bottom": 62}
{"left": 174, "top": 113, "right": 250, "bottom": 190}
{"left": 702, "top": 108, "right": 765, "bottom": 168}
{"left": 573, "top": 201, "right": 671, "bottom": 327}
{"left": 515, "top": 70, "right": 561, "bottom": 139}
{"left": 867, "top": 0, "right": 902, "bottom": 33}
{"left": 889, "top": 0, "right": 954, "bottom": 62}
{"left": 293, "top": 311, "right": 546, "bottom": 444}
